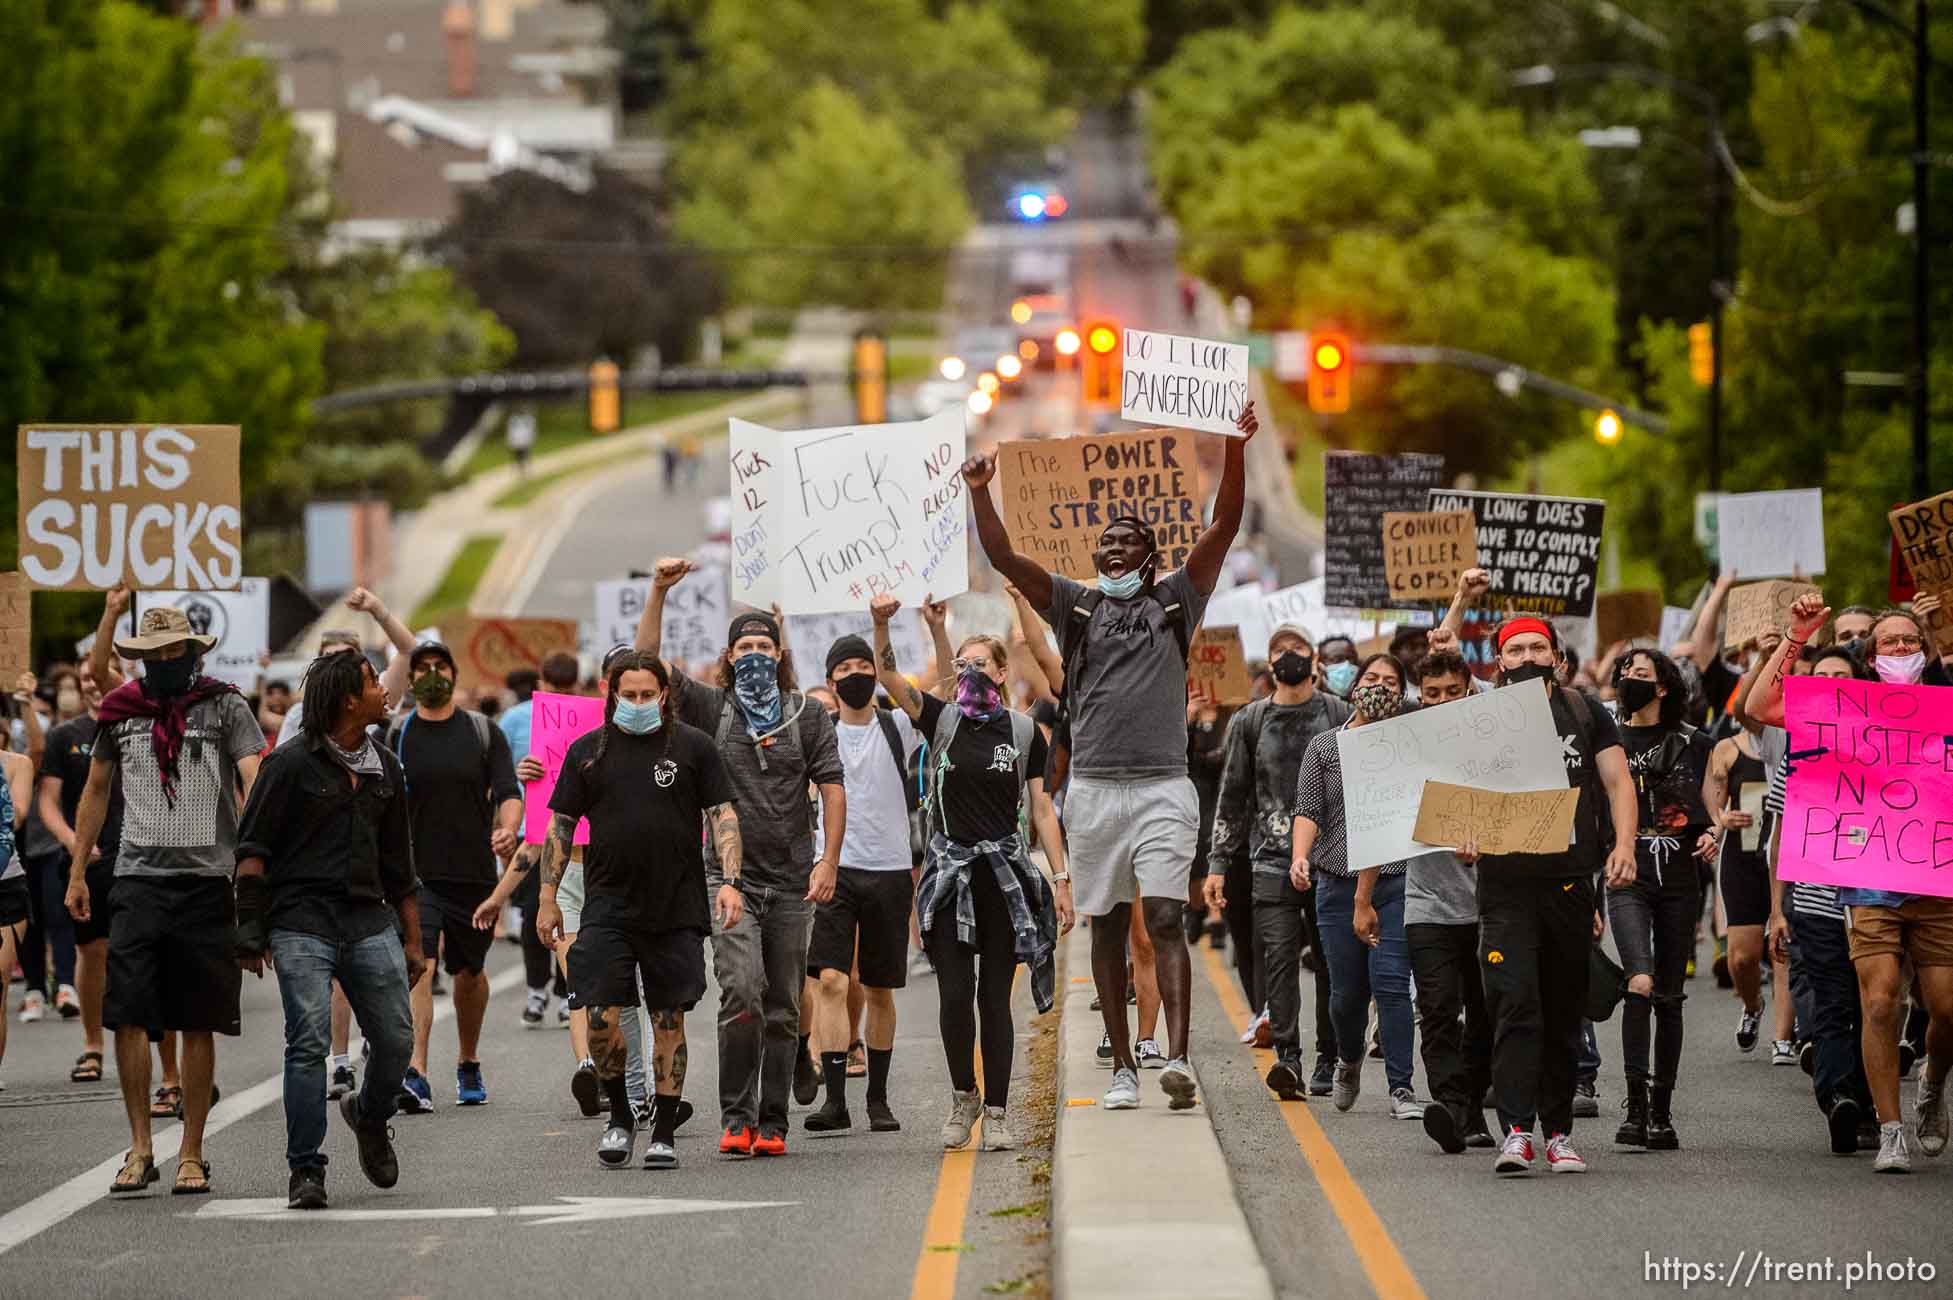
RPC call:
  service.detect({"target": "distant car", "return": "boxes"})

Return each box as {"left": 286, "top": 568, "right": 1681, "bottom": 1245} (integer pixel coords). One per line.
{"left": 1011, "top": 293, "right": 1071, "bottom": 368}
{"left": 1007, "top": 182, "right": 1069, "bottom": 222}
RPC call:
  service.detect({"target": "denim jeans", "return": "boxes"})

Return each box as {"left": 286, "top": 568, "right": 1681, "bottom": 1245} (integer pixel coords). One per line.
{"left": 268, "top": 928, "right": 414, "bottom": 1171}
{"left": 1314, "top": 871, "right": 1415, "bottom": 1092}
{"left": 1785, "top": 898, "right": 1872, "bottom": 1116}
{"left": 1607, "top": 860, "right": 1700, "bottom": 1089}
{"left": 707, "top": 874, "right": 814, "bottom": 1135}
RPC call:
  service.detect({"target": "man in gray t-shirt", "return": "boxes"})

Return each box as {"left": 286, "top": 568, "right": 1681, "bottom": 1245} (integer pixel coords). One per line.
{"left": 959, "top": 401, "right": 1259, "bottom": 1111}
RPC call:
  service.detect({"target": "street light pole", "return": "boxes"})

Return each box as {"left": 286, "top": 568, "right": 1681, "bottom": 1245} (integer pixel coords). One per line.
{"left": 1911, "top": 0, "right": 1930, "bottom": 499}
{"left": 1707, "top": 101, "right": 1726, "bottom": 493}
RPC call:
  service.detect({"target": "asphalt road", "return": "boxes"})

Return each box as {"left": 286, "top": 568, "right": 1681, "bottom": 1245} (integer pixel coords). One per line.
{"left": 0, "top": 940, "right": 1055, "bottom": 1300}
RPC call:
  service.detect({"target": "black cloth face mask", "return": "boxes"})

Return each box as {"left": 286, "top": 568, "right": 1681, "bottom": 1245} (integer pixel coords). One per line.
{"left": 1271, "top": 652, "right": 1314, "bottom": 687}
{"left": 834, "top": 672, "right": 878, "bottom": 710}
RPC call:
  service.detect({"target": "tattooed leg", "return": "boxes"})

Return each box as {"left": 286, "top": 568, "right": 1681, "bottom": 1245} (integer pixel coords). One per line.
{"left": 651, "top": 1009, "right": 688, "bottom": 1098}
{"left": 587, "top": 1004, "right": 633, "bottom": 1125}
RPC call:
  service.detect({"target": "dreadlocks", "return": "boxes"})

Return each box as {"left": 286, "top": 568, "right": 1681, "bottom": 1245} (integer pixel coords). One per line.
{"left": 299, "top": 650, "right": 374, "bottom": 748}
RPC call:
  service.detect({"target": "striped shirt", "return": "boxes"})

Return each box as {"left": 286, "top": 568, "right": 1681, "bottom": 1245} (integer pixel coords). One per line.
{"left": 1761, "top": 725, "right": 1843, "bottom": 920}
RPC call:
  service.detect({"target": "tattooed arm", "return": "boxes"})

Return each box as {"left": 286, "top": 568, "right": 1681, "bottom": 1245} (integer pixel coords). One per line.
{"left": 533, "top": 813, "right": 575, "bottom": 946}
{"left": 869, "top": 594, "right": 924, "bottom": 721}
{"left": 709, "top": 802, "right": 746, "bottom": 929}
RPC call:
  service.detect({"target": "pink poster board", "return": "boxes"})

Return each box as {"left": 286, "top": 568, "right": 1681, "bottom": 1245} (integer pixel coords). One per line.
{"left": 1779, "top": 676, "right": 1953, "bottom": 898}
{"left": 522, "top": 690, "right": 606, "bottom": 846}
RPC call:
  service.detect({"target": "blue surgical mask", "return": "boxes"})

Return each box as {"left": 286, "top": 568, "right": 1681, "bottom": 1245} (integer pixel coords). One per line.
{"left": 613, "top": 698, "right": 661, "bottom": 735}
{"left": 1098, "top": 569, "right": 1144, "bottom": 599}
{"left": 732, "top": 651, "right": 783, "bottom": 734}
{"left": 1323, "top": 661, "right": 1357, "bottom": 696}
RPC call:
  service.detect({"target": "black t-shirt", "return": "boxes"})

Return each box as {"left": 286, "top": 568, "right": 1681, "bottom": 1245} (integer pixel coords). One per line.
{"left": 919, "top": 694, "right": 1047, "bottom": 845}
{"left": 549, "top": 721, "right": 732, "bottom": 933}
{"left": 396, "top": 710, "right": 520, "bottom": 888}
{"left": 39, "top": 715, "right": 123, "bottom": 853}
{"left": 1481, "top": 686, "right": 1622, "bottom": 879}
{"left": 1620, "top": 723, "right": 1714, "bottom": 836}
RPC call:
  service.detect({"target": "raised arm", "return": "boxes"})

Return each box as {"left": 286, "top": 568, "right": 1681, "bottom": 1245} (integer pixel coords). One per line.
{"left": 960, "top": 454, "right": 1054, "bottom": 612}
{"left": 1744, "top": 591, "right": 1827, "bottom": 730}
{"left": 1440, "top": 568, "right": 1491, "bottom": 640}
{"left": 1182, "top": 402, "right": 1258, "bottom": 596}
{"left": 88, "top": 586, "right": 131, "bottom": 689}
{"left": 870, "top": 595, "right": 924, "bottom": 721}
{"left": 347, "top": 587, "right": 418, "bottom": 699}
{"left": 917, "top": 593, "right": 953, "bottom": 694}
{"left": 1685, "top": 572, "right": 1736, "bottom": 671}
{"left": 1008, "top": 583, "right": 1064, "bottom": 695}
{"left": 632, "top": 556, "right": 694, "bottom": 665}
{"left": 12, "top": 674, "right": 44, "bottom": 767}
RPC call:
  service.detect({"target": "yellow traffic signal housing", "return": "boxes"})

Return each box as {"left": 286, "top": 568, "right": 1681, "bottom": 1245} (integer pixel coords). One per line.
{"left": 853, "top": 331, "right": 888, "bottom": 424}
{"left": 588, "top": 359, "right": 620, "bottom": 433}
{"left": 1688, "top": 322, "right": 1714, "bottom": 387}
{"left": 1306, "top": 331, "right": 1350, "bottom": 414}
{"left": 1081, "top": 319, "right": 1121, "bottom": 409}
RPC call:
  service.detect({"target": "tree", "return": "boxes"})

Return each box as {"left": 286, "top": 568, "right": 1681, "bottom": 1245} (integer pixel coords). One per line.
{"left": 992, "top": 0, "right": 1146, "bottom": 109}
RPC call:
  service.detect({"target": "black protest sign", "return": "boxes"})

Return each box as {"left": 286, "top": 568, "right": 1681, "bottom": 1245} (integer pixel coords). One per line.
{"left": 1427, "top": 489, "right": 1605, "bottom": 619}
{"left": 1322, "top": 452, "right": 1445, "bottom": 609}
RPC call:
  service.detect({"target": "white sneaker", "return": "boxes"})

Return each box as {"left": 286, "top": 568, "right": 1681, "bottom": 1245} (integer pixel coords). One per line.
{"left": 1104, "top": 1067, "right": 1141, "bottom": 1110}
{"left": 54, "top": 984, "right": 80, "bottom": 1019}
{"left": 942, "top": 1088, "right": 982, "bottom": 1148}
{"left": 1916, "top": 1075, "right": 1948, "bottom": 1158}
{"left": 980, "top": 1106, "right": 1016, "bottom": 1151}
{"left": 1495, "top": 1128, "right": 1535, "bottom": 1176}
{"left": 1160, "top": 1059, "right": 1198, "bottom": 1111}
{"left": 17, "top": 991, "right": 45, "bottom": 1023}
{"left": 1874, "top": 1121, "right": 1912, "bottom": 1173}
{"left": 1239, "top": 1009, "right": 1268, "bottom": 1045}
{"left": 1770, "top": 1040, "right": 1796, "bottom": 1067}
{"left": 1135, "top": 1038, "right": 1167, "bottom": 1069}
{"left": 1389, "top": 1088, "right": 1427, "bottom": 1121}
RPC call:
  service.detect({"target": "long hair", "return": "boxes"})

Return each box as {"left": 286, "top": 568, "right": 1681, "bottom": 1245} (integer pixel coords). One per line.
{"left": 1614, "top": 648, "right": 1687, "bottom": 729}
{"left": 582, "top": 651, "right": 673, "bottom": 776}
{"left": 300, "top": 650, "right": 372, "bottom": 748}
{"left": 1355, "top": 651, "right": 1406, "bottom": 692}
{"left": 954, "top": 634, "right": 1010, "bottom": 676}
{"left": 713, "top": 644, "right": 799, "bottom": 694}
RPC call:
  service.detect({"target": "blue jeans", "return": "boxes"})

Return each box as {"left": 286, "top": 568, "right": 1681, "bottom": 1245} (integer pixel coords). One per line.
{"left": 1315, "top": 872, "right": 1415, "bottom": 1092}
{"left": 269, "top": 928, "right": 415, "bottom": 1171}
{"left": 707, "top": 875, "right": 815, "bottom": 1135}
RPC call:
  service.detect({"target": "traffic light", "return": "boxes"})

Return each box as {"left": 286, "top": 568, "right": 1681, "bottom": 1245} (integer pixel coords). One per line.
{"left": 1688, "top": 321, "right": 1714, "bottom": 387}
{"left": 1594, "top": 408, "right": 1622, "bottom": 446}
{"left": 1306, "top": 331, "right": 1350, "bottom": 414}
{"left": 1082, "top": 320, "right": 1120, "bottom": 408}
{"left": 588, "top": 359, "right": 619, "bottom": 433}
{"left": 853, "top": 330, "right": 888, "bottom": 424}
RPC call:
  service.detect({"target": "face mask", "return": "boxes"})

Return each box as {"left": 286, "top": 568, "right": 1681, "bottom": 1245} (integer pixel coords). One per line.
{"left": 1500, "top": 661, "right": 1556, "bottom": 688}
{"left": 1351, "top": 682, "right": 1404, "bottom": 720}
{"left": 1875, "top": 651, "right": 1926, "bottom": 686}
{"left": 1322, "top": 661, "right": 1358, "bottom": 696}
{"left": 411, "top": 671, "right": 454, "bottom": 708}
{"left": 56, "top": 687, "right": 81, "bottom": 715}
{"left": 1615, "top": 678, "right": 1660, "bottom": 716}
{"left": 1271, "top": 652, "right": 1314, "bottom": 687}
{"left": 143, "top": 654, "right": 200, "bottom": 695}
{"left": 613, "top": 698, "right": 662, "bottom": 735}
{"left": 834, "top": 672, "right": 878, "bottom": 710}
{"left": 956, "top": 666, "right": 1004, "bottom": 721}
{"left": 1097, "top": 568, "right": 1145, "bottom": 599}
{"left": 732, "top": 651, "right": 783, "bottom": 733}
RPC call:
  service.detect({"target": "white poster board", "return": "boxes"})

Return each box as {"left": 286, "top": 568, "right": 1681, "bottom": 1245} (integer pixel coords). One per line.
{"left": 727, "top": 408, "right": 969, "bottom": 614}
{"left": 1202, "top": 583, "right": 1273, "bottom": 661}
{"left": 594, "top": 565, "right": 729, "bottom": 673}
{"left": 786, "top": 610, "right": 931, "bottom": 679}
{"left": 947, "top": 590, "right": 1014, "bottom": 642}
{"left": 1335, "top": 677, "right": 1569, "bottom": 870}
{"left": 1717, "top": 489, "right": 1825, "bottom": 579}
{"left": 1119, "top": 328, "right": 1251, "bottom": 437}
{"left": 132, "top": 578, "right": 269, "bottom": 691}
{"left": 1658, "top": 605, "right": 1694, "bottom": 653}
{"left": 1261, "top": 578, "right": 1375, "bottom": 645}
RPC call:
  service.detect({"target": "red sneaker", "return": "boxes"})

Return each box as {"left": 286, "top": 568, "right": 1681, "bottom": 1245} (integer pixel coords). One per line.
{"left": 719, "top": 1125, "right": 754, "bottom": 1158}
{"left": 1494, "top": 1127, "right": 1535, "bottom": 1176}
{"left": 750, "top": 1130, "right": 787, "bottom": 1157}
{"left": 1544, "top": 1133, "right": 1588, "bottom": 1173}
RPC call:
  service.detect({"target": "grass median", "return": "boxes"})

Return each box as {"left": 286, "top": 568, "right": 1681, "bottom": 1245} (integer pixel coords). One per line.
{"left": 411, "top": 532, "right": 503, "bottom": 628}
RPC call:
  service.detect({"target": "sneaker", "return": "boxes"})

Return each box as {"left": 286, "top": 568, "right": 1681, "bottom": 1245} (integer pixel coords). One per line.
{"left": 867, "top": 1098, "right": 902, "bottom": 1132}
{"left": 54, "top": 984, "right": 80, "bottom": 1019}
{"left": 719, "top": 1124, "right": 754, "bottom": 1159}
{"left": 1253, "top": 1015, "right": 1273, "bottom": 1050}
{"left": 455, "top": 1061, "right": 487, "bottom": 1106}
{"left": 642, "top": 1139, "right": 678, "bottom": 1170}
{"left": 1238, "top": 1010, "right": 1267, "bottom": 1046}
{"left": 397, "top": 1067, "right": 434, "bottom": 1114}
{"left": 1464, "top": 1109, "right": 1498, "bottom": 1150}
{"left": 1827, "top": 1097, "right": 1862, "bottom": 1156}
{"left": 1160, "top": 1059, "right": 1198, "bottom": 1111}
{"left": 1571, "top": 1082, "right": 1600, "bottom": 1118}
{"left": 794, "top": 1049, "right": 821, "bottom": 1105}
{"left": 804, "top": 1097, "right": 852, "bottom": 1134}
{"left": 327, "top": 1064, "right": 356, "bottom": 1101}
{"left": 751, "top": 1130, "right": 786, "bottom": 1157}
{"left": 556, "top": 1003, "right": 570, "bottom": 1027}
{"left": 980, "top": 1106, "right": 1016, "bottom": 1151}
{"left": 571, "top": 1060, "right": 601, "bottom": 1117}
{"left": 1136, "top": 1038, "right": 1167, "bottom": 1070}
{"left": 287, "top": 1166, "right": 328, "bottom": 1210}
{"left": 1799, "top": 1041, "right": 1817, "bottom": 1076}
{"left": 1771, "top": 1040, "right": 1796, "bottom": 1067}
{"left": 1423, "top": 1103, "right": 1465, "bottom": 1154}
{"left": 521, "top": 989, "right": 546, "bottom": 1026}
{"left": 598, "top": 1123, "right": 635, "bottom": 1168}
{"left": 1874, "top": 1121, "right": 1912, "bottom": 1174}
{"left": 1916, "top": 1075, "right": 1948, "bottom": 1158}
{"left": 1095, "top": 1031, "right": 1114, "bottom": 1068}
{"left": 1331, "top": 1061, "right": 1361, "bottom": 1112}
{"left": 1494, "top": 1128, "right": 1535, "bottom": 1176}
{"left": 1104, "top": 1067, "right": 1141, "bottom": 1111}
{"left": 1308, "top": 1058, "right": 1335, "bottom": 1097}
{"left": 942, "top": 1088, "right": 982, "bottom": 1148}
{"left": 1265, "top": 1055, "right": 1305, "bottom": 1102}
{"left": 16, "top": 990, "right": 44, "bottom": 1023}
{"left": 1736, "top": 1006, "right": 1762, "bottom": 1054}
{"left": 338, "top": 1091, "right": 399, "bottom": 1189}
{"left": 1545, "top": 1132, "right": 1588, "bottom": 1173}
{"left": 909, "top": 950, "right": 934, "bottom": 978}
{"left": 1389, "top": 1088, "right": 1426, "bottom": 1121}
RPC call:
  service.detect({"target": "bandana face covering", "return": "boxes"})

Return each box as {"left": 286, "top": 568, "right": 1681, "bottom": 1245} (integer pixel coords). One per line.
{"left": 956, "top": 666, "right": 1004, "bottom": 721}
{"left": 732, "top": 652, "right": 783, "bottom": 734}
{"left": 143, "top": 653, "right": 200, "bottom": 695}
{"left": 1350, "top": 682, "right": 1404, "bottom": 721}
{"left": 411, "top": 671, "right": 454, "bottom": 708}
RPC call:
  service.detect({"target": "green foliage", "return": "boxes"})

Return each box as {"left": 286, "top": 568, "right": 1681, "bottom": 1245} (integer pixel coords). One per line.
{"left": 411, "top": 534, "right": 505, "bottom": 628}
{"left": 992, "top": 0, "right": 1145, "bottom": 108}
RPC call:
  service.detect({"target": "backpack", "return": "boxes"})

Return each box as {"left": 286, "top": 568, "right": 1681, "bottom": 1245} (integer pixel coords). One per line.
{"left": 1047, "top": 586, "right": 1194, "bottom": 787}
{"left": 1229, "top": 692, "right": 1352, "bottom": 767}
{"left": 926, "top": 704, "right": 1036, "bottom": 845}
{"left": 1557, "top": 686, "right": 1615, "bottom": 852}
{"left": 389, "top": 708, "right": 496, "bottom": 795}
{"left": 875, "top": 709, "right": 920, "bottom": 814}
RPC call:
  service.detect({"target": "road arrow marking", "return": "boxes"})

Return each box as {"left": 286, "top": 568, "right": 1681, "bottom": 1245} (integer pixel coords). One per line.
{"left": 509, "top": 1197, "right": 796, "bottom": 1226}
{"left": 192, "top": 1196, "right": 795, "bottom": 1225}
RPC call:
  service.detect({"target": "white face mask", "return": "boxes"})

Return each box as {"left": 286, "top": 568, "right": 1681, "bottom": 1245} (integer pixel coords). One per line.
{"left": 1874, "top": 651, "right": 1926, "bottom": 686}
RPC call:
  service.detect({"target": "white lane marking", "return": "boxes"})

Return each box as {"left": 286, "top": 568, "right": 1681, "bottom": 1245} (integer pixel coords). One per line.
{"left": 0, "top": 962, "right": 531, "bottom": 1257}
{"left": 191, "top": 1196, "right": 796, "bottom": 1226}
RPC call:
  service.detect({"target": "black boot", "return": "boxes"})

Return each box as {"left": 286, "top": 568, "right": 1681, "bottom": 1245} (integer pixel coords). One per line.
{"left": 1463, "top": 1100, "right": 1497, "bottom": 1149}
{"left": 1615, "top": 1079, "right": 1649, "bottom": 1148}
{"left": 1646, "top": 1086, "right": 1680, "bottom": 1150}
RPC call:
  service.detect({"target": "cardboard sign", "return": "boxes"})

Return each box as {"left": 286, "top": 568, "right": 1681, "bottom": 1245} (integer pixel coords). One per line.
{"left": 1188, "top": 626, "right": 1253, "bottom": 705}
{"left": 1412, "top": 781, "right": 1579, "bottom": 856}
{"left": 1595, "top": 590, "right": 1664, "bottom": 649}
{"left": 16, "top": 424, "right": 242, "bottom": 591}
{"left": 0, "top": 574, "right": 28, "bottom": 685}
{"left": 784, "top": 610, "right": 930, "bottom": 677}
{"left": 444, "top": 617, "right": 580, "bottom": 692}
{"left": 1778, "top": 676, "right": 1953, "bottom": 898}
{"left": 1427, "top": 489, "right": 1605, "bottom": 618}
{"left": 996, "top": 431, "right": 1202, "bottom": 581}
{"left": 1119, "top": 328, "right": 1251, "bottom": 437}
{"left": 1723, "top": 580, "right": 1820, "bottom": 651}
{"left": 1335, "top": 678, "right": 1568, "bottom": 870}
{"left": 726, "top": 409, "right": 968, "bottom": 614}
{"left": 1719, "top": 489, "right": 1825, "bottom": 579}
{"left": 1889, "top": 490, "right": 1953, "bottom": 640}
{"left": 1382, "top": 510, "right": 1478, "bottom": 602}
{"left": 132, "top": 578, "right": 270, "bottom": 692}
{"left": 522, "top": 690, "right": 606, "bottom": 845}
{"left": 1323, "top": 452, "right": 1445, "bottom": 609}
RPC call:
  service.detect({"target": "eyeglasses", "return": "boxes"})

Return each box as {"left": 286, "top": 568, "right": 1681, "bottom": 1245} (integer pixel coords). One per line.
{"left": 1875, "top": 633, "right": 1924, "bottom": 652}
{"left": 952, "top": 657, "right": 992, "bottom": 673}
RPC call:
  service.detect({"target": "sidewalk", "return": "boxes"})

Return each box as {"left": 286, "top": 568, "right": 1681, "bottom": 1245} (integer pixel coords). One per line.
{"left": 1051, "top": 924, "right": 1274, "bottom": 1300}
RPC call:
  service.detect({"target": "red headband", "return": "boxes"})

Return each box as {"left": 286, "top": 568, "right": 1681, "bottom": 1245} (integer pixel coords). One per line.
{"left": 1495, "top": 617, "right": 1554, "bottom": 650}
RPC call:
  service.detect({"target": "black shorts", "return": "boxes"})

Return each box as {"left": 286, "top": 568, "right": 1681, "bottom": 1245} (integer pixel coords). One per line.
{"left": 417, "top": 882, "right": 496, "bottom": 975}
{"left": 0, "top": 877, "right": 30, "bottom": 927}
{"left": 1721, "top": 851, "right": 1771, "bottom": 928}
{"left": 566, "top": 922, "right": 706, "bottom": 1011}
{"left": 807, "top": 867, "right": 914, "bottom": 989}
{"left": 72, "top": 859, "right": 119, "bottom": 946}
{"left": 103, "top": 876, "right": 242, "bottom": 1040}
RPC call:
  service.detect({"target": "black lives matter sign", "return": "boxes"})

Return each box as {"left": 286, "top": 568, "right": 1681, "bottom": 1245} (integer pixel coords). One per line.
{"left": 1323, "top": 451, "right": 1444, "bottom": 609}
{"left": 1427, "top": 489, "right": 1605, "bottom": 619}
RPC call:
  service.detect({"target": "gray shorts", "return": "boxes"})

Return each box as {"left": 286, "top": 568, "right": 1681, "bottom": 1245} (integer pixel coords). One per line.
{"left": 557, "top": 861, "right": 587, "bottom": 935}
{"left": 1063, "top": 775, "right": 1200, "bottom": 917}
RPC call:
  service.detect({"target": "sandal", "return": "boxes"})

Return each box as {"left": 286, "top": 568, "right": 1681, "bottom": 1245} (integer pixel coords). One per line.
{"left": 70, "top": 1051, "right": 105, "bottom": 1083}
{"left": 152, "top": 1085, "right": 183, "bottom": 1119}
{"left": 171, "top": 1157, "right": 212, "bottom": 1196}
{"left": 110, "top": 1151, "right": 159, "bottom": 1195}
{"left": 846, "top": 1040, "right": 867, "bottom": 1078}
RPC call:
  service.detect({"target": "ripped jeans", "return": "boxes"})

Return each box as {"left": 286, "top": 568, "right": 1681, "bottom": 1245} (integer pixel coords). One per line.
{"left": 1607, "top": 839, "right": 1701, "bottom": 1090}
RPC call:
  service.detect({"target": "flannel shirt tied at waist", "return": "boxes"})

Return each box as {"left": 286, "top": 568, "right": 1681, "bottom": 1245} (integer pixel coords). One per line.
{"left": 915, "top": 831, "right": 1057, "bottom": 1014}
